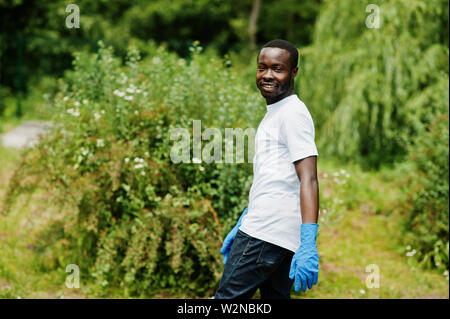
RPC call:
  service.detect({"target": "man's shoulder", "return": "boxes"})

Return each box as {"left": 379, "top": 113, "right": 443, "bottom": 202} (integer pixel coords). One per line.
{"left": 281, "top": 95, "right": 311, "bottom": 118}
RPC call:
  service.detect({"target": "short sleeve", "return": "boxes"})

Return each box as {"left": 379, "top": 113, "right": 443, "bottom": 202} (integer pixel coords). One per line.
{"left": 280, "top": 105, "right": 319, "bottom": 163}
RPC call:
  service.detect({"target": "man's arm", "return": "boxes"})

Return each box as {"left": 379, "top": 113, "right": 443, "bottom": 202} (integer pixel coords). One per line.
{"left": 294, "top": 155, "right": 319, "bottom": 223}
{"left": 289, "top": 155, "right": 320, "bottom": 292}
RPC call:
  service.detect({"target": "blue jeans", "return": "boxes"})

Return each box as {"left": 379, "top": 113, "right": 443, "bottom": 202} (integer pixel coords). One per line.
{"left": 215, "top": 230, "right": 294, "bottom": 299}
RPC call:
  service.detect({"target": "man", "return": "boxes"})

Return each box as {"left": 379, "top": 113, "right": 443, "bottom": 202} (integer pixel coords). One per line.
{"left": 215, "top": 39, "right": 320, "bottom": 299}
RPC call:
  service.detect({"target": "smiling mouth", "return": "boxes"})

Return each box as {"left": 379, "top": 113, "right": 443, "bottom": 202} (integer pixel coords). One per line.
{"left": 260, "top": 83, "right": 277, "bottom": 89}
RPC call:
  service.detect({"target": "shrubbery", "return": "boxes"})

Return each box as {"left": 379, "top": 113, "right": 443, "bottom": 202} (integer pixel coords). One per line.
{"left": 398, "top": 111, "right": 449, "bottom": 272}
{"left": 2, "top": 42, "right": 263, "bottom": 296}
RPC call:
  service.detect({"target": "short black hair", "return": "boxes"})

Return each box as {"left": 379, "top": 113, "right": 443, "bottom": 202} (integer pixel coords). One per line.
{"left": 258, "top": 39, "right": 298, "bottom": 70}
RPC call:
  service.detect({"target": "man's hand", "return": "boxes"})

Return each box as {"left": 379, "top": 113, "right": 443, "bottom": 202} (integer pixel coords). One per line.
{"left": 289, "top": 223, "right": 319, "bottom": 292}
{"left": 220, "top": 207, "right": 248, "bottom": 265}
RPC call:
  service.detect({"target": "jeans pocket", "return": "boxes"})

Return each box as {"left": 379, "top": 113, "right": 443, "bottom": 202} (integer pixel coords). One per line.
{"left": 256, "top": 242, "right": 287, "bottom": 276}
{"left": 231, "top": 232, "right": 254, "bottom": 266}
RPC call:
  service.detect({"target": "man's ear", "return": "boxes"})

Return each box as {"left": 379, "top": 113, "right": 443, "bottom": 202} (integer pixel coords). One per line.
{"left": 292, "top": 66, "right": 299, "bottom": 78}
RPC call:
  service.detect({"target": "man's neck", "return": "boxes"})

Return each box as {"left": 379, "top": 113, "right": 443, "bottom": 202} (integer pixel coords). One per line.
{"left": 266, "top": 90, "right": 296, "bottom": 105}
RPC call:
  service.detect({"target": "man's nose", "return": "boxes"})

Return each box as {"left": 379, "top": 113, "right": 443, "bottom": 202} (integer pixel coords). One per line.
{"left": 263, "top": 69, "right": 274, "bottom": 80}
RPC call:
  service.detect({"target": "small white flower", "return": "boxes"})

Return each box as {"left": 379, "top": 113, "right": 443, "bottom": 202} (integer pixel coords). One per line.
{"left": 124, "top": 158, "right": 129, "bottom": 163}
{"left": 199, "top": 166, "right": 205, "bottom": 171}
{"left": 134, "top": 163, "right": 144, "bottom": 169}
{"left": 126, "top": 84, "right": 136, "bottom": 94}
{"left": 114, "top": 89, "right": 125, "bottom": 97}
{"left": 82, "top": 99, "right": 88, "bottom": 105}
{"left": 120, "top": 74, "right": 128, "bottom": 84}
{"left": 333, "top": 172, "right": 339, "bottom": 177}
{"left": 443, "top": 271, "right": 449, "bottom": 276}
{"left": 134, "top": 110, "right": 139, "bottom": 115}
{"left": 96, "top": 139, "right": 105, "bottom": 147}
{"left": 141, "top": 171, "right": 146, "bottom": 176}
{"left": 144, "top": 152, "right": 149, "bottom": 157}
{"left": 124, "top": 95, "right": 133, "bottom": 101}
{"left": 63, "top": 96, "right": 69, "bottom": 102}
{"left": 359, "top": 289, "right": 366, "bottom": 295}
{"left": 323, "top": 173, "right": 328, "bottom": 178}
{"left": 406, "top": 249, "right": 417, "bottom": 257}
{"left": 94, "top": 112, "right": 101, "bottom": 120}
{"left": 100, "top": 110, "right": 105, "bottom": 115}
{"left": 74, "top": 101, "right": 80, "bottom": 107}
{"left": 81, "top": 147, "right": 89, "bottom": 156}
{"left": 340, "top": 169, "right": 346, "bottom": 174}
{"left": 192, "top": 157, "right": 201, "bottom": 164}
{"left": 406, "top": 245, "right": 411, "bottom": 250}
{"left": 134, "top": 157, "right": 144, "bottom": 163}
{"left": 67, "top": 108, "right": 80, "bottom": 117}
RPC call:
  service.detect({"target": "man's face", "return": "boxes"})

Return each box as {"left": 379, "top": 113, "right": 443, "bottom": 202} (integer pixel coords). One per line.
{"left": 256, "top": 47, "right": 298, "bottom": 103}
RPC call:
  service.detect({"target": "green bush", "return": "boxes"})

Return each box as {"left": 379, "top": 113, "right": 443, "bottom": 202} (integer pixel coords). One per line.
{"left": 2, "top": 42, "right": 263, "bottom": 296}
{"left": 397, "top": 112, "right": 449, "bottom": 272}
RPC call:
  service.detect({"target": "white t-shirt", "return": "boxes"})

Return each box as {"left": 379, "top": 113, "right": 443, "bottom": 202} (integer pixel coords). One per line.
{"left": 239, "top": 94, "right": 319, "bottom": 252}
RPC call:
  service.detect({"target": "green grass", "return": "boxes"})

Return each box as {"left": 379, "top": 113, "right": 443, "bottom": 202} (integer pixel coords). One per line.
{"left": 291, "top": 159, "right": 449, "bottom": 299}
{"left": 0, "top": 145, "right": 84, "bottom": 299}
{"left": 0, "top": 141, "right": 448, "bottom": 299}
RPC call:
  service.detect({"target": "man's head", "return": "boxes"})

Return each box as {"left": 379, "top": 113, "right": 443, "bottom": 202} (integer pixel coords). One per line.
{"left": 256, "top": 39, "right": 299, "bottom": 104}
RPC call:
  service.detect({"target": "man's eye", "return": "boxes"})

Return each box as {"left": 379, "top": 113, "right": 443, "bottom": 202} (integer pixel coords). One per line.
{"left": 274, "top": 68, "right": 282, "bottom": 72}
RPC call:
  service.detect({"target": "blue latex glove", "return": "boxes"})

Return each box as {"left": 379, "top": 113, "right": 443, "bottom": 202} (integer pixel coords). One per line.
{"left": 220, "top": 207, "right": 248, "bottom": 265}
{"left": 289, "top": 223, "right": 319, "bottom": 292}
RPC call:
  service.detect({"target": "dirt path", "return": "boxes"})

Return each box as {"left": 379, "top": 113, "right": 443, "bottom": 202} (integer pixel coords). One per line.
{"left": 0, "top": 121, "right": 53, "bottom": 149}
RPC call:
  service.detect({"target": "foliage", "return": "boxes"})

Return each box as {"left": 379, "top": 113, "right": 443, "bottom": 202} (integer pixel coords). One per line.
{"left": 299, "top": 0, "right": 449, "bottom": 169}
{"left": 0, "top": 0, "right": 321, "bottom": 102}
{"left": 395, "top": 112, "right": 449, "bottom": 272}
{"left": 1, "top": 42, "right": 263, "bottom": 296}
{"left": 0, "top": 86, "right": 9, "bottom": 117}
